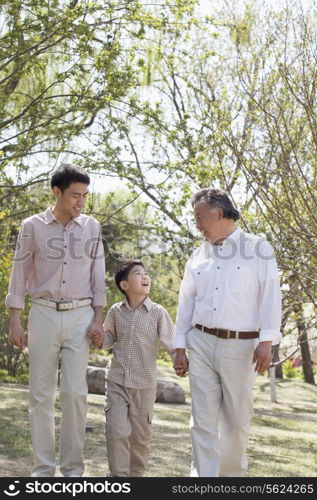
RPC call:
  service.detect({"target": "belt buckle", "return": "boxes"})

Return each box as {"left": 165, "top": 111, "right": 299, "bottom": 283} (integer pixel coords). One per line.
{"left": 56, "top": 301, "right": 73, "bottom": 311}
{"left": 227, "top": 330, "right": 230, "bottom": 339}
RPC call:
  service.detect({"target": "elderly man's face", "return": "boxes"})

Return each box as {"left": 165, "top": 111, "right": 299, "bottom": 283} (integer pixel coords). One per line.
{"left": 194, "top": 201, "right": 222, "bottom": 242}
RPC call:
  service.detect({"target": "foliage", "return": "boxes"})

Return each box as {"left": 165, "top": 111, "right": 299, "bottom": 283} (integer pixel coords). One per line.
{"left": 0, "top": 369, "right": 29, "bottom": 384}
{"left": 282, "top": 360, "right": 303, "bottom": 380}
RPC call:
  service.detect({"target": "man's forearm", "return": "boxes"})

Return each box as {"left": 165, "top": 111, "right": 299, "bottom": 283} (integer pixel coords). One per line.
{"left": 10, "top": 308, "right": 22, "bottom": 324}
{"left": 93, "top": 306, "right": 103, "bottom": 322}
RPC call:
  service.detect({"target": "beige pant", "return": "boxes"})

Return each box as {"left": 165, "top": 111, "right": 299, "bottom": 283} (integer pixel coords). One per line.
{"left": 187, "top": 327, "right": 258, "bottom": 477}
{"left": 105, "top": 380, "right": 157, "bottom": 477}
{"left": 27, "top": 302, "right": 94, "bottom": 477}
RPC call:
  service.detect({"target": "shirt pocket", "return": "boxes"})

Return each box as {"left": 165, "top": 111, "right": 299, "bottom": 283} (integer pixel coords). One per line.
{"left": 192, "top": 260, "right": 213, "bottom": 294}
{"left": 224, "top": 263, "right": 250, "bottom": 293}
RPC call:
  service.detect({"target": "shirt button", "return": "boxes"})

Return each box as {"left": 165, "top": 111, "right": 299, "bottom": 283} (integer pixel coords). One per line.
{"left": 64, "top": 245, "right": 67, "bottom": 248}
{"left": 64, "top": 262, "right": 66, "bottom": 265}
{"left": 237, "top": 266, "right": 240, "bottom": 269}
{"left": 217, "top": 266, "right": 220, "bottom": 269}
{"left": 213, "top": 308, "right": 216, "bottom": 311}
{"left": 62, "top": 281, "right": 66, "bottom": 284}
{"left": 215, "top": 287, "right": 218, "bottom": 290}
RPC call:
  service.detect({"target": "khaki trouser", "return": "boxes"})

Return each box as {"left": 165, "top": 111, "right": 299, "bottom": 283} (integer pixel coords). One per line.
{"left": 187, "top": 327, "right": 258, "bottom": 477}
{"left": 105, "top": 380, "right": 157, "bottom": 477}
{"left": 27, "top": 302, "right": 94, "bottom": 477}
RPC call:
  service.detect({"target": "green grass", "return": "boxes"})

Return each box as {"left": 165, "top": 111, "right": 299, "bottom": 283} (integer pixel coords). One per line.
{"left": 0, "top": 367, "right": 316, "bottom": 477}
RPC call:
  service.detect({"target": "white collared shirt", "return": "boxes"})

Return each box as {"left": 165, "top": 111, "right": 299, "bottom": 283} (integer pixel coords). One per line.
{"left": 175, "top": 228, "right": 282, "bottom": 348}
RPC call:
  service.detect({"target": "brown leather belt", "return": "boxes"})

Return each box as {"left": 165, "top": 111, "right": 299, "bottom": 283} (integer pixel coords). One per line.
{"left": 195, "top": 324, "right": 259, "bottom": 340}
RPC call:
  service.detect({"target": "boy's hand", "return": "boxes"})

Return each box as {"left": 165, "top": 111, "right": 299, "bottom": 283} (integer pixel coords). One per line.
{"left": 173, "top": 348, "right": 188, "bottom": 377}
{"left": 88, "top": 329, "right": 104, "bottom": 348}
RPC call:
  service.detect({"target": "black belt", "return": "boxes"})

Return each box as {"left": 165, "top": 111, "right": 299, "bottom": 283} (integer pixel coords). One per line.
{"left": 195, "top": 324, "right": 259, "bottom": 339}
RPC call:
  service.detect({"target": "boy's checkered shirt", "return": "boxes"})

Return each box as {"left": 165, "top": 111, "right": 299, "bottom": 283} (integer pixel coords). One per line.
{"left": 102, "top": 297, "right": 175, "bottom": 388}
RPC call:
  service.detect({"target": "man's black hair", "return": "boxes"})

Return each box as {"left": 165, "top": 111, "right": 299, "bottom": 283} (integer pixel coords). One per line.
{"left": 50, "top": 163, "right": 90, "bottom": 192}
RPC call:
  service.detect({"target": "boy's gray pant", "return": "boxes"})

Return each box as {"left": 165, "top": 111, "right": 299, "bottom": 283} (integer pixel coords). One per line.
{"left": 105, "top": 380, "right": 157, "bottom": 477}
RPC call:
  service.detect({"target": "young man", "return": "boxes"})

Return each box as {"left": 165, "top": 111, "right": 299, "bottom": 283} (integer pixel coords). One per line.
{"left": 6, "top": 163, "right": 105, "bottom": 477}
{"left": 173, "top": 188, "right": 282, "bottom": 477}
{"left": 90, "top": 260, "right": 175, "bottom": 477}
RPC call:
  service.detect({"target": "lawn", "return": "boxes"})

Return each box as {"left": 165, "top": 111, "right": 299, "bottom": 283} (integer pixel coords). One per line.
{"left": 0, "top": 365, "right": 316, "bottom": 477}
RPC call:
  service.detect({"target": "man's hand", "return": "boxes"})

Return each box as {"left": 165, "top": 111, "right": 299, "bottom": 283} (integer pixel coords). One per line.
{"left": 253, "top": 341, "right": 273, "bottom": 373}
{"left": 88, "top": 330, "right": 104, "bottom": 348}
{"left": 9, "top": 309, "right": 26, "bottom": 350}
{"left": 9, "top": 322, "right": 26, "bottom": 350}
{"left": 87, "top": 321, "right": 104, "bottom": 348}
{"left": 173, "top": 348, "right": 189, "bottom": 377}
{"left": 88, "top": 307, "right": 104, "bottom": 348}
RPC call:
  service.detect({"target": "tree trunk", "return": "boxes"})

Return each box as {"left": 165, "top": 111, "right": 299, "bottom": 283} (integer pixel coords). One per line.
{"left": 272, "top": 344, "right": 283, "bottom": 379}
{"left": 269, "top": 366, "right": 278, "bottom": 403}
{"left": 295, "top": 304, "right": 315, "bottom": 384}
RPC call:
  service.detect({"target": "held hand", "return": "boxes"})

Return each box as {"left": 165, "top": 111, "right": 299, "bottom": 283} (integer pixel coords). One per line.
{"left": 87, "top": 321, "right": 104, "bottom": 348}
{"left": 8, "top": 323, "right": 26, "bottom": 350}
{"left": 173, "top": 349, "right": 189, "bottom": 377}
{"left": 253, "top": 341, "right": 273, "bottom": 374}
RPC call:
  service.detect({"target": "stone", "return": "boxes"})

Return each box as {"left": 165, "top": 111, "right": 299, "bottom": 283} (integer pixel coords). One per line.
{"left": 86, "top": 366, "right": 106, "bottom": 394}
{"left": 86, "top": 368, "right": 186, "bottom": 404}
{"left": 156, "top": 378, "right": 186, "bottom": 404}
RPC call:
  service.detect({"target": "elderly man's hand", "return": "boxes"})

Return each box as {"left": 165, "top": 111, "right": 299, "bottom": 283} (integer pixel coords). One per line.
{"left": 173, "top": 348, "right": 189, "bottom": 377}
{"left": 253, "top": 341, "right": 272, "bottom": 373}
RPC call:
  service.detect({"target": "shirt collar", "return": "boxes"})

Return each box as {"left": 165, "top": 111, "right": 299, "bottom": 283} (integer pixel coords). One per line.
{"left": 43, "top": 207, "right": 83, "bottom": 226}
{"left": 213, "top": 227, "right": 242, "bottom": 246}
{"left": 121, "top": 296, "right": 153, "bottom": 312}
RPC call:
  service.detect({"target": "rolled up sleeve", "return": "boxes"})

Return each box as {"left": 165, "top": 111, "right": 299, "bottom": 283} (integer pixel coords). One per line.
{"left": 5, "top": 221, "right": 34, "bottom": 309}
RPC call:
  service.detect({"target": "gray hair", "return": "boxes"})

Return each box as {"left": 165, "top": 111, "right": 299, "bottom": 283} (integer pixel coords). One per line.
{"left": 191, "top": 188, "right": 240, "bottom": 221}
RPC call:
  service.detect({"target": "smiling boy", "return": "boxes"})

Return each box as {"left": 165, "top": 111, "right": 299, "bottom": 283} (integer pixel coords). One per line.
{"left": 90, "top": 259, "right": 175, "bottom": 477}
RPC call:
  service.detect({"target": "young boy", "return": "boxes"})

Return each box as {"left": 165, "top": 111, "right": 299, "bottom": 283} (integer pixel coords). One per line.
{"left": 90, "top": 259, "right": 175, "bottom": 477}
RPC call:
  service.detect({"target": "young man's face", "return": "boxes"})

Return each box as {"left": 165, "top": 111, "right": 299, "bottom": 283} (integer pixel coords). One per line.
{"left": 120, "top": 265, "right": 151, "bottom": 297}
{"left": 53, "top": 182, "right": 89, "bottom": 219}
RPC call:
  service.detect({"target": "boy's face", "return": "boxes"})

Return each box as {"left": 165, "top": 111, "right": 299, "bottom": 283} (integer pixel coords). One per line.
{"left": 120, "top": 265, "right": 151, "bottom": 297}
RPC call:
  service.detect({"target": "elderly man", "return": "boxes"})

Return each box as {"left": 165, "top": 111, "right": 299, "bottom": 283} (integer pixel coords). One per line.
{"left": 173, "top": 188, "right": 281, "bottom": 477}
{"left": 6, "top": 163, "right": 105, "bottom": 477}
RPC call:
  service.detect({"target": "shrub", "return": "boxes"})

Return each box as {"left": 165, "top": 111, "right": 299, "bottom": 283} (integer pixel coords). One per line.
{"left": 282, "top": 359, "right": 303, "bottom": 379}
{"left": 0, "top": 369, "right": 29, "bottom": 384}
